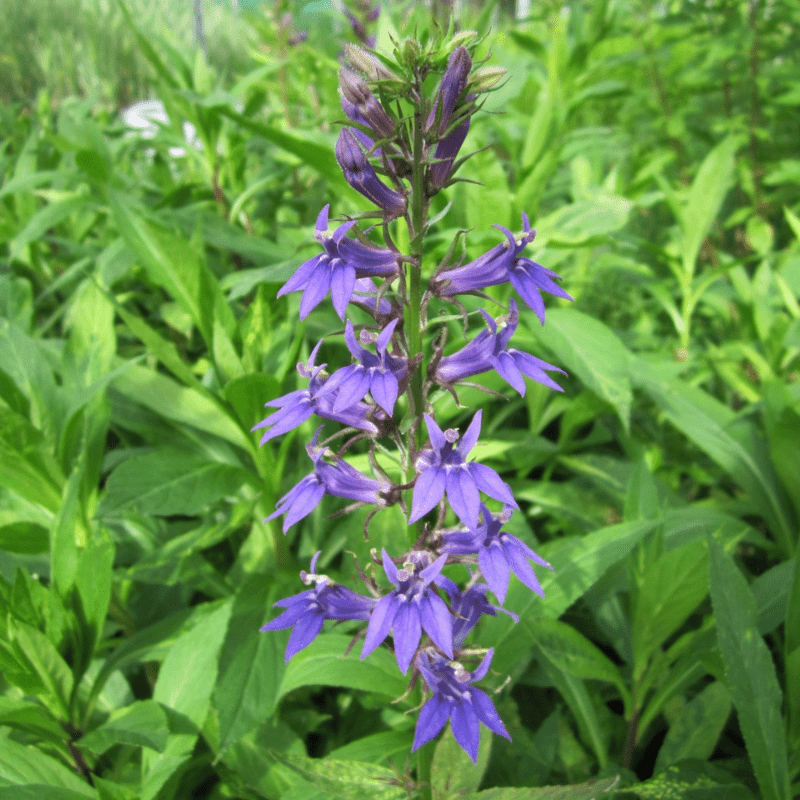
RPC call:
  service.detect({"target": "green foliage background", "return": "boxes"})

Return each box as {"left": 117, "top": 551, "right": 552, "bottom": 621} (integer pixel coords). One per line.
{"left": 0, "top": 0, "right": 798, "bottom": 798}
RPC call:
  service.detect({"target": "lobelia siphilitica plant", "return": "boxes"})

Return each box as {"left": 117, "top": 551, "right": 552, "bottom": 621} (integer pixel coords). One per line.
{"left": 254, "top": 32, "right": 572, "bottom": 770}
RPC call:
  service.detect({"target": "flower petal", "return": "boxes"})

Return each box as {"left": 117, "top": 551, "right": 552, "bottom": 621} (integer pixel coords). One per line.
{"left": 284, "top": 611, "right": 324, "bottom": 662}
{"left": 478, "top": 542, "right": 511, "bottom": 604}
{"left": 451, "top": 700, "right": 481, "bottom": 763}
{"left": 412, "top": 696, "right": 451, "bottom": 752}
{"left": 469, "top": 463, "right": 518, "bottom": 508}
{"left": 409, "top": 466, "right": 447, "bottom": 523}
{"left": 393, "top": 601, "right": 422, "bottom": 673}
{"left": 470, "top": 688, "right": 511, "bottom": 740}
{"left": 446, "top": 467, "right": 480, "bottom": 530}
{"left": 361, "top": 593, "right": 398, "bottom": 659}
{"left": 420, "top": 594, "right": 453, "bottom": 658}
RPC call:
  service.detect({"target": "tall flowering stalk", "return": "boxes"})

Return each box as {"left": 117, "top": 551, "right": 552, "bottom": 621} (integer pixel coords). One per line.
{"left": 255, "top": 32, "right": 571, "bottom": 785}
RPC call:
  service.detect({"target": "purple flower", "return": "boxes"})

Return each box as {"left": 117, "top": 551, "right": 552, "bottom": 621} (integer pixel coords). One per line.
{"left": 447, "top": 583, "right": 518, "bottom": 647}
{"left": 435, "top": 299, "right": 566, "bottom": 394}
{"left": 434, "top": 214, "right": 573, "bottom": 324}
{"left": 261, "top": 552, "right": 376, "bottom": 662}
{"left": 412, "top": 648, "right": 511, "bottom": 763}
{"left": 252, "top": 341, "right": 378, "bottom": 443}
{"left": 335, "top": 128, "right": 407, "bottom": 217}
{"left": 266, "top": 434, "right": 389, "bottom": 532}
{"left": 277, "top": 205, "right": 399, "bottom": 320}
{"left": 409, "top": 411, "right": 517, "bottom": 530}
{"left": 316, "top": 319, "right": 406, "bottom": 414}
{"left": 361, "top": 549, "right": 453, "bottom": 673}
{"left": 442, "top": 505, "right": 552, "bottom": 604}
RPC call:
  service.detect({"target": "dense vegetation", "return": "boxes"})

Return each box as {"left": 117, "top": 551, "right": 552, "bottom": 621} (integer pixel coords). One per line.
{"left": 0, "top": 1, "right": 798, "bottom": 798}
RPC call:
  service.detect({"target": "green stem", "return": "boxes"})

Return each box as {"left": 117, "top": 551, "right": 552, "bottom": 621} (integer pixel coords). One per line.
{"left": 403, "top": 76, "right": 429, "bottom": 547}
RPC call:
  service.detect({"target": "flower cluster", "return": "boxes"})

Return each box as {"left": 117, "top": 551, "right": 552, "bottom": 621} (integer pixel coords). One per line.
{"left": 255, "top": 37, "right": 568, "bottom": 764}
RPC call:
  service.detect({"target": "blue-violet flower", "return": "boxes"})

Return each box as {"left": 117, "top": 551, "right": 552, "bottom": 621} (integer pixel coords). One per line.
{"left": 412, "top": 647, "right": 511, "bottom": 763}
{"left": 435, "top": 299, "right": 566, "bottom": 394}
{"left": 261, "top": 552, "right": 376, "bottom": 662}
{"left": 266, "top": 433, "right": 388, "bottom": 532}
{"left": 442, "top": 504, "right": 552, "bottom": 604}
{"left": 277, "top": 204, "right": 399, "bottom": 320}
{"left": 361, "top": 549, "right": 453, "bottom": 673}
{"left": 410, "top": 410, "right": 517, "bottom": 530}
{"left": 435, "top": 214, "right": 573, "bottom": 324}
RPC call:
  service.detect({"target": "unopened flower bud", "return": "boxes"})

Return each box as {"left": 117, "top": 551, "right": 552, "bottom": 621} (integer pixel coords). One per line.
{"left": 335, "top": 128, "right": 406, "bottom": 217}
{"left": 427, "top": 46, "right": 472, "bottom": 136}
{"left": 339, "top": 68, "right": 395, "bottom": 139}
{"left": 446, "top": 30, "right": 478, "bottom": 51}
{"left": 469, "top": 65, "right": 507, "bottom": 93}
{"left": 344, "top": 43, "right": 399, "bottom": 82}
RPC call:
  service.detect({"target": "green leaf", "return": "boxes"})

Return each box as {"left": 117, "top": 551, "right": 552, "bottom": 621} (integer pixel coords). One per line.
{"left": 8, "top": 620, "right": 74, "bottom": 719}
{"left": 523, "top": 308, "right": 632, "bottom": 432}
{"left": 0, "top": 788, "right": 95, "bottom": 800}
{"left": 9, "top": 195, "right": 90, "bottom": 261}
{"left": 0, "top": 522, "right": 48, "bottom": 554}
{"left": 50, "top": 449, "right": 85, "bottom": 596}
{"left": 0, "top": 697, "right": 68, "bottom": 744}
{"left": 214, "top": 574, "right": 285, "bottom": 754}
{"left": 278, "top": 634, "right": 408, "bottom": 702}
{"left": 141, "top": 600, "right": 231, "bottom": 800}
{"left": 633, "top": 358, "right": 794, "bottom": 556}
{"left": 525, "top": 618, "right": 625, "bottom": 692}
{"left": 268, "top": 751, "right": 406, "bottom": 800}
{"left": 74, "top": 536, "right": 115, "bottom": 663}
{"left": 655, "top": 682, "right": 731, "bottom": 769}
{"left": 99, "top": 449, "right": 251, "bottom": 516}
{"left": 633, "top": 539, "right": 708, "bottom": 675}
{"left": 0, "top": 736, "right": 96, "bottom": 797}
{"left": 679, "top": 136, "right": 738, "bottom": 278}
{"left": 108, "top": 190, "right": 216, "bottom": 347}
{"left": 431, "top": 722, "right": 492, "bottom": 796}
{"left": 539, "top": 659, "right": 608, "bottom": 768}
{"left": 762, "top": 379, "right": 800, "bottom": 523}
{"left": 111, "top": 363, "right": 249, "bottom": 450}
{"left": 536, "top": 196, "right": 633, "bottom": 247}
{"left": 466, "top": 774, "right": 620, "bottom": 799}
{"left": 327, "top": 730, "right": 414, "bottom": 766}
{"left": 631, "top": 761, "right": 755, "bottom": 799}
{"left": 708, "top": 538, "right": 790, "bottom": 800}
{"left": 79, "top": 700, "right": 169, "bottom": 754}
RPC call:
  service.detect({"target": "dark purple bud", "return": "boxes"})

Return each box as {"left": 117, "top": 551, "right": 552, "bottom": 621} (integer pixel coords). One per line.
{"left": 428, "top": 118, "right": 470, "bottom": 190}
{"left": 335, "top": 128, "right": 406, "bottom": 217}
{"left": 427, "top": 47, "right": 472, "bottom": 135}
{"left": 339, "top": 68, "right": 395, "bottom": 139}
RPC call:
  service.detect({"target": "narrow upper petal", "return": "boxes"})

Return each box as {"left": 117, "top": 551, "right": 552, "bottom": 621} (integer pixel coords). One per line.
{"left": 458, "top": 410, "right": 482, "bottom": 458}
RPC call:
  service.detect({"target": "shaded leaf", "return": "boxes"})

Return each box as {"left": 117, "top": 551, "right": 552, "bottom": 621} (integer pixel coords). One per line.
{"left": 709, "top": 539, "right": 790, "bottom": 800}
{"left": 99, "top": 449, "right": 251, "bottom": 516}
{"left": 278, "top": 634, "right": 407, "bottom": 702}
